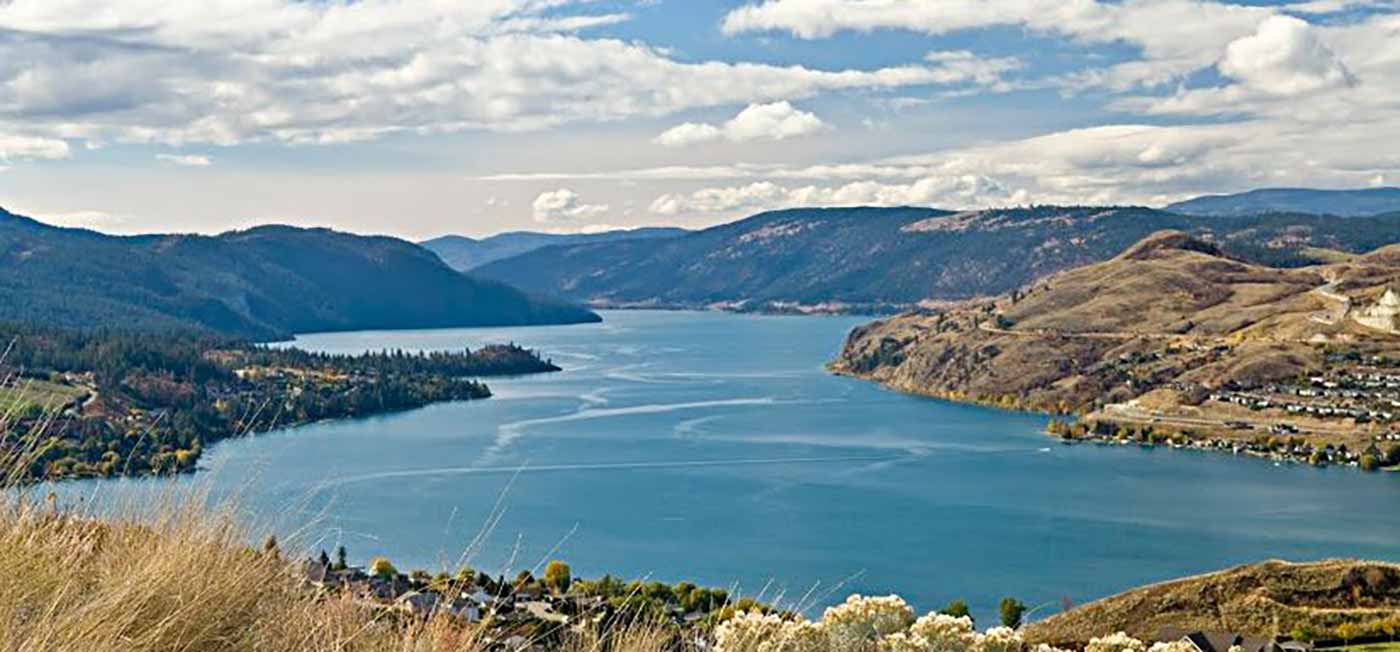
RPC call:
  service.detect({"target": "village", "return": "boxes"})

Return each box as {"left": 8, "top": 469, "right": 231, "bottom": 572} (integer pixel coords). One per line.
{"left": 298, "top": 551, "right": 747, "bottom": 649}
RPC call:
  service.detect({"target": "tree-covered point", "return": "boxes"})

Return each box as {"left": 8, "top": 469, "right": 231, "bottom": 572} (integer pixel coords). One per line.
{"left": 0, "top": 323, "right": 559, "bottom": 482}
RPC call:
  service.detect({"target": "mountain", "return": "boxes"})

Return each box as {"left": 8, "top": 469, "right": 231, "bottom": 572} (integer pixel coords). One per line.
{"left": 1167, "top": 187, "right": 1400, "bottom": 217}
{"left": 472, "top": 206, "right": 1400, "bottom": 312}
{"left": 0, "top": 207, "right": 600, "bottom": 340}
{"left": 421, "top": 227, "right": 688, "bottom": 272}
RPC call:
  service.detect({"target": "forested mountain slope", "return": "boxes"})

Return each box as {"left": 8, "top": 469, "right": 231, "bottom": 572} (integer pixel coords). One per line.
{"left": 474, "top": 206, "right": 1400, "bottom": 311}
{"left": 422, "top": 227, "right": 687, "bottom": 271}
{"left": 0, "top": 207, "right": 599, "bottom": 340}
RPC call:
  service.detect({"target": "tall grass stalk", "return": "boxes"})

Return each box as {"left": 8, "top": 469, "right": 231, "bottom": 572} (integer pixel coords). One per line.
{"left": 0, "top": 367, "right": 679, "bottom": 652}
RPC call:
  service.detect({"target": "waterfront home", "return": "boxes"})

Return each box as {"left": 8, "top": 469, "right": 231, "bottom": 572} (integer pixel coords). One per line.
{"left": 1159, "top": 629, "right": 1313, "bottom": 652}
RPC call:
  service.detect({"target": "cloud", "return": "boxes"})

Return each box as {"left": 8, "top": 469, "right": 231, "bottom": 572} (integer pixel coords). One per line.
{"left": 922, "top": 50, "right": 1023, "bottom": 87}
{"left": 1285, "top": 0, "right": 1393, "bottom": 14}
{"left": 723, "top": 0, "right": 1275, "bottom": 91}
{"left": 649, "top": 176, "right": 1026, "bottom": 216}
{"left": 0, "top": 134, "right": 70, "bottom": 161}
{"left": 156, "top": 153, "right": 212, "bottom": 167}
{"left": 654, "top": 101, "right": 826, "bottom": 147}
{"left": 0, "top": 1, "right": 968, "bottom": 151}
{"left": 653, "top": 123, "right": 725, "bottom": 148}
{"left": 532, "top": 188, "right": 609, "bottom": 222}
{"left": 1118, "top": 14, "right": 1362, "bottom": 117}
{"left": 1219, "top": 15, "right": 1354, "bottom": 95}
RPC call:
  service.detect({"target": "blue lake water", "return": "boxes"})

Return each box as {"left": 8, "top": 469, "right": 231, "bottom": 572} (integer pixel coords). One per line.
{"left": 57, "top": 310, "right": 1400, "bottom": 623}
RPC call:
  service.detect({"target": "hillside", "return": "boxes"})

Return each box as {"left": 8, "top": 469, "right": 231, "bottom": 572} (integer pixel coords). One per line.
{"left": 0, "top": 207, "right": 599, "bottom": 340}
{"left": 832, "top": 231, "right": 1400, "bottom": 456}
{"left": 1167, "top": 187, "right": 1400, "bottom": 217}
{"left": 473, "top": 206, "right": 1400, "bottom": 312}
{"left": 421, "top": 227, "right": 687, "bottom": 272}
{"left": 1025, "top": 559, "right": 1400, "bottom": 644}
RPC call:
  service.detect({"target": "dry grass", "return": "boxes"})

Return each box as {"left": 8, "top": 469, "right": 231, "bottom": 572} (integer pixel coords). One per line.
{"left": 1024, "top": 559, "right": 1400, "bottom": 645}
{"left": 1, "top": 486, "right": 478, "bottom": 651}
{"left": 0, "top": 360, "right": 680, "bottom": 652}
{"left": 0, "top": 487, "right": 691, "bottom": 651}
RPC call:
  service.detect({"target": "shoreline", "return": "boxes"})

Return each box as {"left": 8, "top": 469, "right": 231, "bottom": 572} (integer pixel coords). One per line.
{"left": 831, "top": 367, "right": 1398, "bottom": 474}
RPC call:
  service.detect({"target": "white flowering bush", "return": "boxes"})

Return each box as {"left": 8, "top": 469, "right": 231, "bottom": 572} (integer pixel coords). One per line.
{"left": 1086, "top": 632, "right": 1147, "bottom": 652}
{"left": 979, "top": 627, "right": 1025, "bottom": 652}
{"left": 822, "top": 595, "right": 918, "bottom": 651}
{"left": 1148, "top": 642, "right": 1197, "bottom": 652}
{"left": 714, "top": 594, "right": 1181, "bottom": 652}
{"left": 905, "top": 613, "right": 982, "bottom": 652}
{"left": 717, "top": 611, "right": 795, "bottom": 652}
{"left": 763, "top": 620, "right": 830, "bottom": 652}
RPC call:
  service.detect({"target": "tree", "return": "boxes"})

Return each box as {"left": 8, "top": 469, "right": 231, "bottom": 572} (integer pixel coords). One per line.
{"left": 1337, "top": 622, "right": 1359, "bottom": 645}
{"left": 544, "top": 560, "right": 572, "bottom": 595}
{"left": 262, "top": 535, "right": 280, "bottom": 559}
{"left": 999, "top": 597, "right": 1027, "bottom": 628}
{"left": 943, "top": 599, "right": 971, "bottom": 620}
{"left": 369, "top": 557, "right": 398, "bottom": 580}
{"left": 334, "top": 545, "right": 348, "bottom": 571}
{"left": 1360, "top": 454, "right": 1381, "bottom": 472}
{"left": 317, "top": 549, "right": 330, "bottom": 568}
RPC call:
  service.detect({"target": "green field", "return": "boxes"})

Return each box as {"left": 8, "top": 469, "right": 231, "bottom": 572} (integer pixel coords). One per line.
{"left": 0, "top": 378, "right": 86, "bottom": 413}
{"left": 1321, "top": 643, "right": 1400, "bottom": 652}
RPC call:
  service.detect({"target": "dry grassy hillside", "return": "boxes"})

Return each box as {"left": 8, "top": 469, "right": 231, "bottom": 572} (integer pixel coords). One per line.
{"left": 1026, "top": 560, "right": 1400, "bottom": 645}
{"left": 832, "top": 232, "right": 1400, "bottom": 443}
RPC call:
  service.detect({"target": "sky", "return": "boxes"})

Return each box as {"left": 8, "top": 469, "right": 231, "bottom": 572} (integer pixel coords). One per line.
{"left": 0, "top": 0, "right": 1398, "bottom": 239}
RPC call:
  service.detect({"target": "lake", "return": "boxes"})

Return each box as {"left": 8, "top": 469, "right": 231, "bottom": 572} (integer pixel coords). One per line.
{"left": 57, "top": 310, "right": 1400, "bottom": 623}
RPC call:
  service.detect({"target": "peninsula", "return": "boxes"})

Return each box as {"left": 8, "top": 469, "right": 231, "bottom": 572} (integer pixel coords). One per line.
{"left": 833, "top": 231, "right": 1400, "bottom": 470}
{"left": 0, "top": 323, "right": 560, "bottom": 482}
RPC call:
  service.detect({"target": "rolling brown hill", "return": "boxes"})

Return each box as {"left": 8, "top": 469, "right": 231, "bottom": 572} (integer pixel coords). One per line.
{"left": 1025, "top": 559, "right": 1400, "bottom": 645}
{"left": 831, "top": 231, "right": 1400, "bottom": 416}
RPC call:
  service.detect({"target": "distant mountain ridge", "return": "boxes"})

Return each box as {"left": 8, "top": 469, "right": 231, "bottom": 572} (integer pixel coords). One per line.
{"left": 0, "top": 207, "right": 599, "bottom": 340}
{"left": 421, "top": 227, "right": 688, "bottom": 271}
{"left": 473, "top": 205, "right": 1400, "bottom": 311}
{"left": 1167, "top": 187, "right": 1400, "bottom": 216}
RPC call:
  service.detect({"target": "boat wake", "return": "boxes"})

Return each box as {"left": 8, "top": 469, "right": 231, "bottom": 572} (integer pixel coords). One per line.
{"left": 322, "top": 455, "right": 903, "bottom": 487}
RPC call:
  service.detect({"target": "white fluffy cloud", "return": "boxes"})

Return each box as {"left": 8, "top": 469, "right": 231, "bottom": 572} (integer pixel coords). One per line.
{"left": 654, "top": 101, "right": 826, "bottom": 147}
{"left": 532, "top": 188, "right": 609, "bottom": 222}
{"left": 1220, "top": 15, "right": 1354, "bottom": 95}
{"left": 155, "top": 153, "right": 212, "bottom": 167}
{"left": 0, "top": 0, "right": 972, "bottom": 150}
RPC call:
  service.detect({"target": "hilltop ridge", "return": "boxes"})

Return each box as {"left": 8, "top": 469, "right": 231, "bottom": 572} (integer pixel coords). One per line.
{"left": 421, "top": 227, "right": 688, "bottom": 272}
{"left": 474, "top": 206, "right": 1400, "bottom": 312}
{"left": 1167, "top": 187, "right": 1400, "bottom": 217}
{"left": 0, "top": 207, "right": 599, "bottom": 340}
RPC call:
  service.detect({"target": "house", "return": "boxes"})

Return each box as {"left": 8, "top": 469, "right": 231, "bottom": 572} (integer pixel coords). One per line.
{"left": 396, "top": 591, "right": 441, "bottom": 617}
{"left": 1159, "top": 629, "right": 1313, "bottom": 652}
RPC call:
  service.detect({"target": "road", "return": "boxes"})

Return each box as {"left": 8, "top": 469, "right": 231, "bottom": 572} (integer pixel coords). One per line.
{"left": 1101, "top": 403, "right": 1360, "bottom": 437}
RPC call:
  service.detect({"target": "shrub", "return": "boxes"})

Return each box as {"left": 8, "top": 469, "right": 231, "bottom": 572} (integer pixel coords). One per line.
{"left": 545, "top": 560, "right": 573, "bottom": 594}
{"left": 998, "top": 598, "right": 1026, "bottom": 629}
{"left": 370, "top": 556, "right": 398, "bottom": 579}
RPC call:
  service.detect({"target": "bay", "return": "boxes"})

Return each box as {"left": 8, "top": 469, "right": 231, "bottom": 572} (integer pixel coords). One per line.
{"left": 56, "top": 310, "right": 1400, "bottom": 624}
